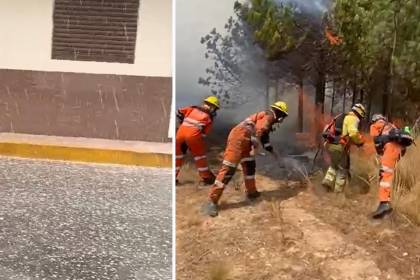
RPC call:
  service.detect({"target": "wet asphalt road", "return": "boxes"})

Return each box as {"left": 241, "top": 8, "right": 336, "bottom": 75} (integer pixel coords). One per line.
{"left": 0, "top": 157, "right": 172, "bottom": 280}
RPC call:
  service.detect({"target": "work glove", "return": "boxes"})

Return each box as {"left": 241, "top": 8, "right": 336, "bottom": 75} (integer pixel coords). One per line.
{"left": 181, "top": 142, "right": 188, "bottom": 154}
{"left": 251, "top": 136, "right": 259, "bottom": 149}
{"left": 176, "top": 111, "right": 185, "bottom": 122}
{"left": 210, "top": 110, "right": 217, "bottom": 119}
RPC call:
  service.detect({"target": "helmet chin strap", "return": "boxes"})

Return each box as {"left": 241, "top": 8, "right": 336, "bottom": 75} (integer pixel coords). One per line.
{"left": 271, "top": 109, "right": 286, "bottom": 122}
{"left": 352, "top": 109, "right": 363, "bottom": 120}
{"left": 271, "top": 109, "right": 279, "bottom": 120}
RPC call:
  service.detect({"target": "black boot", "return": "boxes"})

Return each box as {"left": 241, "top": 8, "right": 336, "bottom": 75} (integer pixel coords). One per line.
{"left": 372, "top": 202, "right": 393, "bottom": 219}
{"left": 247, "top": 191, "right": 261, "bottom": 201}
{"left": 200, "top": 173, "right": 216, "bottom": 186}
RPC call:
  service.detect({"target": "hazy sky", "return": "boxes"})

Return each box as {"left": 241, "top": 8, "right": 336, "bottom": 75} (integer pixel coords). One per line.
{"left": 176, "top": 0, "right": 237, "bottom": 107}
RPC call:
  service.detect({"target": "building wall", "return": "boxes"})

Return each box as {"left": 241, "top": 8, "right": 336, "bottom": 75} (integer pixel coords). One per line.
{"left": 0, "top": 0, "right": 172, "bottom": 142}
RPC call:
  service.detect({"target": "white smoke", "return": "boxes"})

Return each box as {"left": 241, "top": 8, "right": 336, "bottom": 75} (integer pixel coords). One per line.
{"left": 273, "top": 0, "right": 329, "bottom": 15}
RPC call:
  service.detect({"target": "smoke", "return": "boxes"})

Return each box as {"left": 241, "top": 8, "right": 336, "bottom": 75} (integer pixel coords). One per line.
{"left": 176, "top": 0, "right": 237, "bottom": 107}
{"left": 273, "top": 0, "right": 329, "bottom": 16}
{"left": 210, "top": 82, "right": 318, "bottom": 155}
{"left": 178, "top": 0, "right": 332, "bottom": 155}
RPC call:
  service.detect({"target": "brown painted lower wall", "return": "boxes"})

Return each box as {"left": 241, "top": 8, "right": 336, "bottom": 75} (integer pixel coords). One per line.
{"left": 0, "top": 69, "right": 172, "bottom": 142}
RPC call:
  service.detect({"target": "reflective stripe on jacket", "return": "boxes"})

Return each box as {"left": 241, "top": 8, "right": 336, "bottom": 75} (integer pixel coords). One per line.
{"left": 240, "top": 111, "right": 276, "bottom": 147}
{"left": 178, "top": 106, "right": 213, "bottom": 136}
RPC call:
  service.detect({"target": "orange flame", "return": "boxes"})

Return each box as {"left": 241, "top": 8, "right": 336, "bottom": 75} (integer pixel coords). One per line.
{"left": 325, "top": 28, "right": 342, "bottom": 45}
{"left": 294, "top": 90, "right": 377, "bottom": 160}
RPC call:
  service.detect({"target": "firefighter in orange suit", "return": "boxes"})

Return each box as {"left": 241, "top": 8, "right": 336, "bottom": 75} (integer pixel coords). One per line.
{"left": 369, "top": 114, "right": 413, "bottom": 218}
{"left": 203, "top": 101, "right": 289, "bottom": 217}
{"left": 176, "top": 96, "right": 220, "bottom": 185}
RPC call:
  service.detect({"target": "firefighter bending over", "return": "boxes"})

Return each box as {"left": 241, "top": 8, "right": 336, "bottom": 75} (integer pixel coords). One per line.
{"left": 176, "top": 96, "right": 220, "bottom": 185}
{"left": 204, "top": 101, "right": 289, "bottom": 217}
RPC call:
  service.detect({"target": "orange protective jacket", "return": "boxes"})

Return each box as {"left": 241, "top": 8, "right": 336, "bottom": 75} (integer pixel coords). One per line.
{"left": 177, "top": 106, "right": 213, "bottom": 137}
{"left": 241, "top": 110, "right": 276, "bottom": 150}
{"left": 370, "top": 120, "right": 402, "bottom": 202}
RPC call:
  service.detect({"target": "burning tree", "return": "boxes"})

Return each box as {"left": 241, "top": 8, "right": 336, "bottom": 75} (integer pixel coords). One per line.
{"left": 238, "top": 0, "right": 336, "bottom": 134}
{"left": 200, "top": 0, "right": 420, "bottom": 128}
{"left": 199, "top": 0, "right": 338, "bottom": 133}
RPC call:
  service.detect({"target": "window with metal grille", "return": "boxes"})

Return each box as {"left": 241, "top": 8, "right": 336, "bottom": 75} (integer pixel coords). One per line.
{"left": 52, "top": 0, "right": 140, "bottom": 64}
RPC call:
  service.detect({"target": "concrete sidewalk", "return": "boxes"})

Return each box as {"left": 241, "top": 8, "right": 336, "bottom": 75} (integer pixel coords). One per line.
{"left": 0, "top": 157, "right": 172, "bottom": 279}
{"left": 0, "top": 133, "right": 171, "bottom": 168}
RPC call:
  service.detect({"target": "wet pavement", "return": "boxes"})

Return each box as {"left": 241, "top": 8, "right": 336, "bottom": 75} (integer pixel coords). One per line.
{"left": 0, "top": 157, "right": 172, "bottom": 280}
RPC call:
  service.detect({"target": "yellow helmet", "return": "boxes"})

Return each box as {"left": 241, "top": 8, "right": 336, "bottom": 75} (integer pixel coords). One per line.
{"left": 271, "top": 101, "right": 288, "bottom": 116}
{"left": 204, "top": 95, "right": 220, "bottom": 109}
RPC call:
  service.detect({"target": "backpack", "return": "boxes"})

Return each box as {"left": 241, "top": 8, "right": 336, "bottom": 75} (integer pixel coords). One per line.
{"left": 388, "top": 128, "right": 414, "bottom": 147}
{"left": 322, "top": 114, "right": 346, "bottom": 144}
{"left": 373, "top": 124, "right": 414, "bottom": 155}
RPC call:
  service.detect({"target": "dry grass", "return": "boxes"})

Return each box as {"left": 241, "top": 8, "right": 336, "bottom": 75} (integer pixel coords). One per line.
{"left": 184, "top": 210, "right": 203, "bottom": 228}
{"left": 267, "top": 199, "right": 287, "bottom": 244}
{"left": 208, "top": 262, "right": 230, "bottom": 280}
{"left": 392, "top": 136, "right": 420, "bottom": 224}
{"left": 348, "top": 136, "right": 420, "bottom": 223}
{"left": 268, "top": 199, "right": 284, "bottom": 220}
{"left": 348, "top": 148, "right": 378, "bottom": 195}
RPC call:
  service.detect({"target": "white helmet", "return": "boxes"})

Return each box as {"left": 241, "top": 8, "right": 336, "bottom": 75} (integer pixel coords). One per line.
{"left": 371, "top": 113, "right": 387, "bottom": 123}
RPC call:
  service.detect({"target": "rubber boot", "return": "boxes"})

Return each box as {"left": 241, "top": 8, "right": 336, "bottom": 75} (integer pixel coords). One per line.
{"left": 246, "top": 191, "right": 261, "bottom": 201}
{"left": 372, "top": 202, "right": 393, "bottom": 219}
{"left": 322, "top": 167, "right": 336, "bottom": 191}
{"left": 321, "top": 178, "right": 334, "bottom": 192}
{"left": 202, "top": 201, "right": 218, "bottom": 217}
{"left": 334, "top": 171, "right": 346, "bottom": 193}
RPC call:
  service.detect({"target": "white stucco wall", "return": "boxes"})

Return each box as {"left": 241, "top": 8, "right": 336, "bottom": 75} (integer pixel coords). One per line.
{"left": 0, "top": 0, "right": 172, "bottom": 77}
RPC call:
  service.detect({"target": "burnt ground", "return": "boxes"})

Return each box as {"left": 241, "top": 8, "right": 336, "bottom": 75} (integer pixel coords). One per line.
{"left": 176, "top": 145, "right": 420, "bottom": 280}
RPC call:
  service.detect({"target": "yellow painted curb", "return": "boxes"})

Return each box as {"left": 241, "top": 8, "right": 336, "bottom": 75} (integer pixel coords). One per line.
{"left": 0, "top": 142, "right": 171, "bottom": 168}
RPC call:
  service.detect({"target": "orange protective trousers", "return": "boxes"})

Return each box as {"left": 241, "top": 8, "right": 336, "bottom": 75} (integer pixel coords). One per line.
{"left": 378, "top": 142, "right": 401, "bottom": 202}
{"left": 208, "top": 126, "right": 257, "bottom": 203}
{"left": 176, "top": 126, "right": 213, "bottom": 181}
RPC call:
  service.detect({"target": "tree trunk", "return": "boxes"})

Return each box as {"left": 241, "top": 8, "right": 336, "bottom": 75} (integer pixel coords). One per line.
{"left": 315, "top": 47, "right": 326, "bottom": 114}
{"left": 360, "top": 89, "right": 364, "bottom": 104}
{"left": 265, "top": 77, "right": 270, "bottom": 108}
{"left": 331, "top": 80, "right": 335, "bottom": 115}
{"left": 315, "top": 73, "right": 326, "bottom": 146}
{"left": 298, "top": 78, "right": 304, "bottom": 133}
{"left": 342, "top": 87, "right": 346, "bottom": 113}
{"left": 367, "top": 90, "right": 373, "bottom": 120}
{"left": 315, "top": 73, "right": 326, "bottom": 114}
{"left": 382, "top": 77, "right": 389, "bottom": 116}
{"left": 386, "top": 5, "right": 399, "bottom": 120}
{"left": 352, "top": 73, "right": 357, "bottom": 104}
